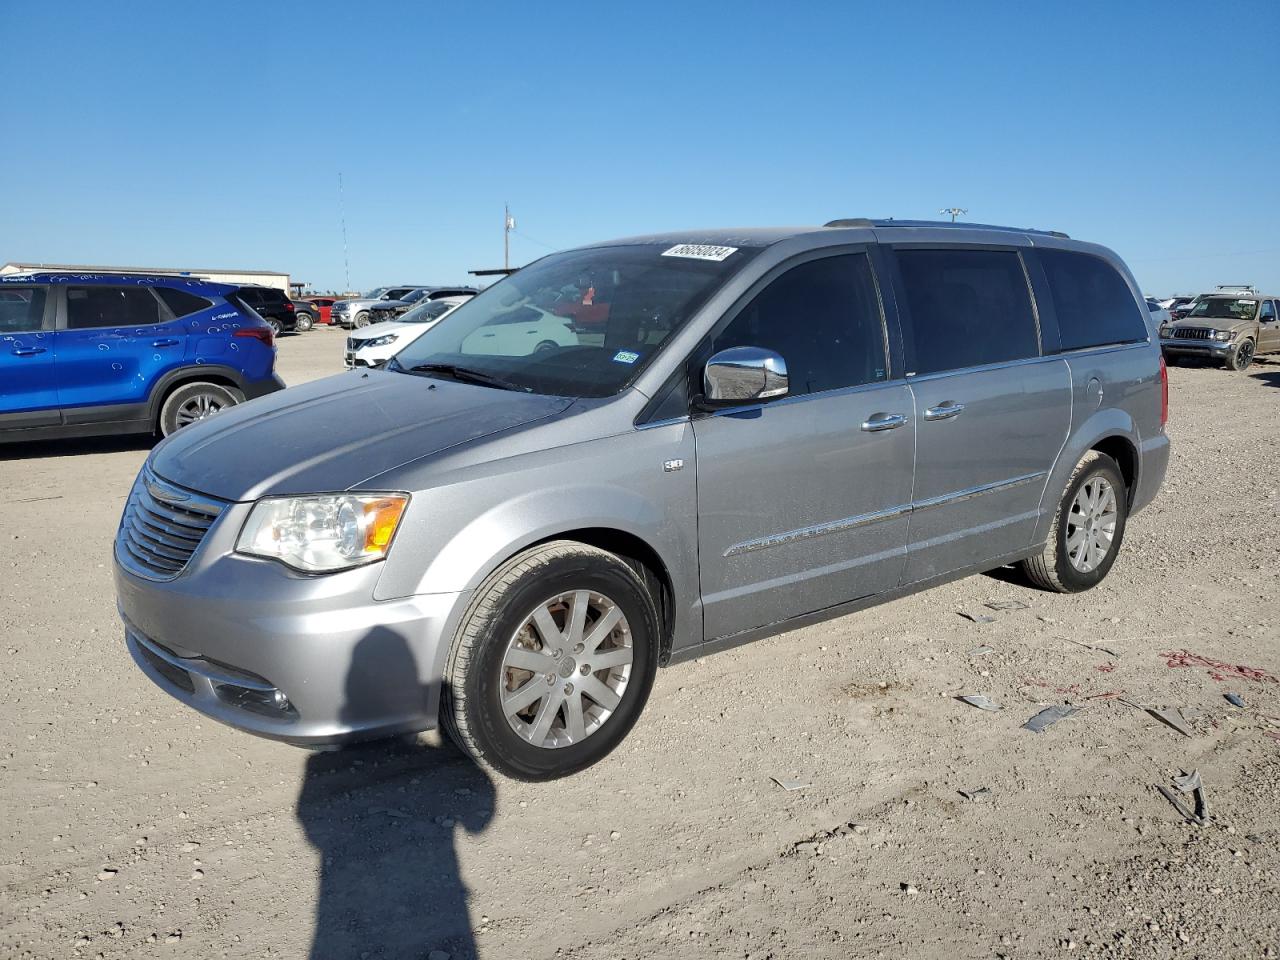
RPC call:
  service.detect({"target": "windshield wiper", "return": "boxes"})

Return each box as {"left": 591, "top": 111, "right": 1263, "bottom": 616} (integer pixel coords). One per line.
{"left": 401, "top": 362, "right": 530, "bottom": 392}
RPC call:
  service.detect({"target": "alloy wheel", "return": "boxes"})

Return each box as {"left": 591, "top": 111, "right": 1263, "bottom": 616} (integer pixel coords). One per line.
{"left": 174, "top": 393, "right": 225, "bottom": 428}
{"left": 1065, "top": 476, "right": 1117, "bottom": 573}
{"left": 499, "top": 590, "right": 633, "bottom": 749}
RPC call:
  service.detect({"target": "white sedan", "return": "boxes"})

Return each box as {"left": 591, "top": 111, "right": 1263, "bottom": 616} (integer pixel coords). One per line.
{"left": 459, "top": 305, "right": 580, "bottom": 357}
{"left": 345, "top": 296, "right": 471, "bottom": 368}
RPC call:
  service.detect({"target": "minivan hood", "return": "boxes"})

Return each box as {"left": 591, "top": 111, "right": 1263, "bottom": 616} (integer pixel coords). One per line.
{"left": 150, "top": 371, "right": 573, "bottom": 502}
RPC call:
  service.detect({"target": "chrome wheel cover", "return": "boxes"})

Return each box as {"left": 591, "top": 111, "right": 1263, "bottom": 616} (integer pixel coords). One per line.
{"left": 1065, "top": 476, "right": 1117, "bottom": 573}
{"left": 500, "top": 590, "right": 633, "bottom": 749}
{"left": 174, "top": 393, "right": 226, "bottom": 428}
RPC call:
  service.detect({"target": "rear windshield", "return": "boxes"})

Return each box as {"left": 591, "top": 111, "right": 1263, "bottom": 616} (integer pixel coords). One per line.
{"left": 1187, "top": 298, "right": 1257, "bottom": 320}
{"left": 389, "top": 243, "right": 760, "bottom": 397}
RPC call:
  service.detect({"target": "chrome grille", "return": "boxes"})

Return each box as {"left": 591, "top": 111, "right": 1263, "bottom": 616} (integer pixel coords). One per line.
{"left": 1173, "top": 327, "right": 1212, "bottom": 340}
{"left": 117, "top": 469, "right": 225, "bottom": 580}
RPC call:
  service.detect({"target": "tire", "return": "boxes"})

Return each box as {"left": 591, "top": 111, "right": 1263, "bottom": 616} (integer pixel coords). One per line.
{"left": 1224, "top": 338, "right": 1254, "bottom": 372}
{"left": 266, "top": 318, "right": 282, "bottom": 337}
{"left": 534, "top": 340, "right": 558, "bottom": 354}
{"left": 1020, "top": 451, "right": 1128, "bottom": 593}
{"left": 295, "top": 312, "right": 315, "bottom": 332}
{"left": 158, "top": 382, "right": 242, "bottom": 437}
{"left": 442, "top": 541, "right": 660, "bottom": 781}
{"left": 354, "top": 311, "right": 371, "bottom": 329}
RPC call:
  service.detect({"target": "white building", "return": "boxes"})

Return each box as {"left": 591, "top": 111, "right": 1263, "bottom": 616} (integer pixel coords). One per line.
{"left": 0, "top": 261, "right": 291, "bottom": 293}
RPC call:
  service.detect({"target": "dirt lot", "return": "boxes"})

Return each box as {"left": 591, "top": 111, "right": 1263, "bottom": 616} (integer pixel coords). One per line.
{"left": 2, "top": 329, "right": 1278, "bottom": 960}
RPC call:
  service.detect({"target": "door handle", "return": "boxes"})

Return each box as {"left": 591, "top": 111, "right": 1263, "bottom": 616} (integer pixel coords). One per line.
{"left": 11, "top": 347, "right": 47, "bottom": 357}
{"left": 924, "top": 401, "right": 966, "bottom": 421}
{"left": 152, "top": 339, "right": 180, "bottom": 348}
{"left": 861, "top": 412, "right": 907, "bottom": 432}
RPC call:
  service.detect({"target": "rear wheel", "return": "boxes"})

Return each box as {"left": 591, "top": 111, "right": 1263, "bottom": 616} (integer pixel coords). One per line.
{"left": 1020, "top": 451, "right": 1128, "bottom": 593}
{"left": 442, "top": 541, "right": 659, "bottom": 780}
{"left": 158, "top": 382, "right": 242, "bottom": 437}
{"left": 1225, "top": 338, "right": 1254, "bottom": 371}
{"left": 295, "top": 312, "right": 314, "bottom": 332}
{"left": 266, "top": 318, "right": 282, "bottom": 337}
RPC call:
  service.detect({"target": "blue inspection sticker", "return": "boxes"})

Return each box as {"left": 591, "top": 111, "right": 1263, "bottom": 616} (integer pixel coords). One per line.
{"left": 612, "top": 350, "right": 641, "bottom": 364}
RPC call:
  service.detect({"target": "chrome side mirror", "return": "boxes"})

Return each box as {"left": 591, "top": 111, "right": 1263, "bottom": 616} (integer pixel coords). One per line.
{"left": 702, "top": 346, "right": 789, "bottom": 405}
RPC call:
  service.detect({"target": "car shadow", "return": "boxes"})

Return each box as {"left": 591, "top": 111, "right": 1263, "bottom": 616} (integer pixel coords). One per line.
{"left": 1249, "top": 366, "right": 1280, "bottom": 388}
{"left": 981, "top": 562, "right": 1034, "bottom": 587}
{"left": 0, "top": 433, "right": 156, "bottom": 462}
{"left": 297, "top": 627, "right": 494, "bottom": 960}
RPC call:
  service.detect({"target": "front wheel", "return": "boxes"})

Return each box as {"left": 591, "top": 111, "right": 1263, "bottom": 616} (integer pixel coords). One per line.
{"left": 354, "top": 311, "right": 371, "bottom": 329}
{"left": 1020, "top": 451, "right": 1128, "bottom": 593}
{"left": 442, "top": 541, "right": 660, "bottom": 780}
{"left": 1225, "top": 338, "right": 1254, "bottom": 371}
{"left": 158, "top": 382, "right": 242, "bottom": 437}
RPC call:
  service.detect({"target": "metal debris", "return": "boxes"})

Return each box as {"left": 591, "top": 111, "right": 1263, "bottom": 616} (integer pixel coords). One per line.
{"left": 957, "top": 694, "right": 1002, "bottom": 711}
{"left": 1225, "top": 693, "right": 1245, "bottom": 708}
{"left": 1063, "top": 637, "right": 1120, "bottom": 658}
{"left": 966, "top": 645, "right": 995, "bottom": 657}
{"left": 1023, "top": 704, "right": 1081, "bottom": 733}
{"left": 958, "top": 787, "right": 992, "bottom": 802}
{"left": 770, "top": 777, "right": 812, "bottom": 792}
{"left": 985, "top": 599, "right": 1030, "bottom": 611}
{"left": 1147, "top": 707, "right": 1194, "bottom": 738}
{"left": 1157, "top": 769, "right": 1207, "bottom": 824}
{"left": 960, "top": 612, "right": 997, "bottom": 624}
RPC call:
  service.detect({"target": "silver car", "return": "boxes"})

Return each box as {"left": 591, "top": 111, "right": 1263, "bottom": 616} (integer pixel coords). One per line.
{"left": 114, "top": 220, "right": 1170, "bottom": 780}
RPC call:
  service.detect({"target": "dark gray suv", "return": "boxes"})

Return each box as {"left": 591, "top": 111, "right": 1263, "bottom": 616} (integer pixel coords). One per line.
{"left": 114, "top": 220, "right": 1170, "bottom": 780}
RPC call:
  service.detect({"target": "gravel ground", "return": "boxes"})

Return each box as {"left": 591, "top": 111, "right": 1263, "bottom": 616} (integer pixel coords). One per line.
{"left": 1, "top": 328, "right": 1278, "bottom": 960}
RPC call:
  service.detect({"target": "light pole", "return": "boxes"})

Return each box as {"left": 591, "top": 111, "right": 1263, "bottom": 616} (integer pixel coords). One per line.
{"left": 504, "top": 204, "right": 515, "bottom": 271}
{"left": 939, "top": 207, "right": 967, "bottom": 223}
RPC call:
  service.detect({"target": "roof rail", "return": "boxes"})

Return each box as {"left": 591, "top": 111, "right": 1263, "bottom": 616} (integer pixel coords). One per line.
{"left": 824, "top": 218, "right": 1069, "bottom": 239}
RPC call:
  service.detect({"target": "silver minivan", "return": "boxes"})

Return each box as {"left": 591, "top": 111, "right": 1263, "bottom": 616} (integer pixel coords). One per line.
{"left": 115, "top": 220, "right": 1170, "bottom": 780}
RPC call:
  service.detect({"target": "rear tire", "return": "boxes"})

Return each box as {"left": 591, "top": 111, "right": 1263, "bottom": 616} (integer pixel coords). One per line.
{"left": 158, "top": 382, "right": 242, "bottom": 437}
{"left": 1225, "top": 338, "right": 1254, "bottom": 371}
{"left": 442, "top": 541, "right": 659, "bottom": 781}
{"left": 1020, "top": 451, "right": 1128, "bottom": 593}
{"left": 295, "top": 312, "right": 314, "bottom": 332}
{"left": 266, "top": 318, "right": 282, "bottom": 337}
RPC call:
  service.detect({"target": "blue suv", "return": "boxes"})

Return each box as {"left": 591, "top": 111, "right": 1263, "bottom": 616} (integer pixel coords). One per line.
{"left": 0, "top": 273, "right": 284, "bottom": 442}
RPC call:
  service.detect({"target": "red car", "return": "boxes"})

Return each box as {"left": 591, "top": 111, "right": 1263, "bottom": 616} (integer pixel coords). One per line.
{"left": 304, "top": 296, "right": 340, "bottom": 325}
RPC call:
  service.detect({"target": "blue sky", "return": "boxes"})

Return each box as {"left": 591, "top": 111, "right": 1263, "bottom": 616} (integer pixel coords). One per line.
{"left": 3, "top": 0, "right": 1277, "bottom": 295}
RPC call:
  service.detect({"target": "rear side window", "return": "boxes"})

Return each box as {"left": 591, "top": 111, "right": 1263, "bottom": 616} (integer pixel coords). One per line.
{"left": 895, "top": 249, "right": 1039, "bottom": 375}
{"left": 156, "top": 287, "right": 213, "bottom": 318}
{"left": 0, "top": 285, "right": 49, "bottom": 333}
{"left": 1039, "top": 250, "right": 1147, "bottom": 350}
{"left": 710, "top": 253, "right": 888, "bottom": 396}
{"left": 65, "top": 286, "right": 164, "bottom": 329}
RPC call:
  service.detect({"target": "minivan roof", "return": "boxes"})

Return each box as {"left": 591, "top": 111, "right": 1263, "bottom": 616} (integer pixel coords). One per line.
{"left": 583, "top": 220, "right": 1073, "bottom": 252}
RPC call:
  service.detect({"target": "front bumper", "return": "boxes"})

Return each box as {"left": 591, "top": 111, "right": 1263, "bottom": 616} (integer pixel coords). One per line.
{"left": 1159, "top": 337, "right": 1231, "bottom": 358}
{"left": 115, "top": 502, "right": 465, "bottom": 746}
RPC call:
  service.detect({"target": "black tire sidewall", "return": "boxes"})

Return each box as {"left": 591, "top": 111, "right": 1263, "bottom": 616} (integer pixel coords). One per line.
{"left": 461, "top": 554, "right": 658, "bottom": 780}
{"left": 159, "top": 382, "right": 239, "bottom": 436}
{"left": 1228, "top": 339, "right": 1254, "bottom": 371}
{"left": 1052, "top": 455, "right": 1128, "bottom": 592}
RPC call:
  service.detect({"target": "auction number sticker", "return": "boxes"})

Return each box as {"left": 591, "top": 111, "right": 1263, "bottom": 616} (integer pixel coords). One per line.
{"left": 612, "top": 350, "right": 641, "bottom": 364}
{"left": 661, "top": 244, "right": 738, "bottom": 262}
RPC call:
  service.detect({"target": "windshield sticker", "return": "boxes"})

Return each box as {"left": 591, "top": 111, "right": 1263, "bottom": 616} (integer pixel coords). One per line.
{"left": 661, "top": 244, "right": 739, "bottom": 262}
{"left": 612, "top": 350, "right": 641, "bottom": 365}
{"left": 1239, "top": 299, "right": 1257, "bottom": 305}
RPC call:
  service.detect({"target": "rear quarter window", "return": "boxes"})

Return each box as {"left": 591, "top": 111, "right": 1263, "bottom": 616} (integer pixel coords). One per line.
{"left": 156, "top": 287, "right": 213, "bottom": 318}
{"left": 1039, "top": 249, "right": 1148, "bottom": 350}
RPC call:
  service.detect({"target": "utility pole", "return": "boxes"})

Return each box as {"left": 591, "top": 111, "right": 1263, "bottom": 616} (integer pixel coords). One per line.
{"left": 504, "top": 203, "right": 515, "bottom": 270}
{"left": 338, "top": 172, "right": 351, "bottom": 292}
{"left": 939, "top": 207, "right": 967, "bottom": 223}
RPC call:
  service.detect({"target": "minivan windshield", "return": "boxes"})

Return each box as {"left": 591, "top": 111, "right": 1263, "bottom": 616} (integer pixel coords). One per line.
{"left": 388, "top": 243, "right": 760, "bottom": 397}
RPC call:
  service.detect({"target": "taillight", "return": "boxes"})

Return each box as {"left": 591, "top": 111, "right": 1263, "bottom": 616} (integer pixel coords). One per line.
{"left": 284, "top": 301, "right": 295, "bottom": 311}
{"left": 1159, "top": 354, "right": 1169, "bottom": 427}
{"left": 235, "top": 326, "right": 275, "bottom": 348}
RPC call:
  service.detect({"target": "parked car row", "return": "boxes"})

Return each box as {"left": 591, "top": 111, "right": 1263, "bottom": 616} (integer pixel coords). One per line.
{"left": 1156, "top": 286, "right": 1280, "bottom": 371}
{"left": 344, "top": 294, "right": 474, "bottom": 368}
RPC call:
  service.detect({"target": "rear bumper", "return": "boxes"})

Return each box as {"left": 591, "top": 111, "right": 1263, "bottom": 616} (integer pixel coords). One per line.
{"left": 242, "top": 373, "right": 285, "bottom": 401}
{"left": 1132, "top": 433, "right": 1170, "bottom": 516}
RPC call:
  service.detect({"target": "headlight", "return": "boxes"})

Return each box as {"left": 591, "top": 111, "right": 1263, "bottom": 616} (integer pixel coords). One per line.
{"left": 1159, "top": 325, "right": 1173, "bottom": 338}
{"left": 236, "top": 494, "right": 409, "bottom": 572}
{"left": 359, "top": 334, "right": 400, "bottom": 348}
{"left": 1212, "top": 329, "right": 1234, "bottom": 342}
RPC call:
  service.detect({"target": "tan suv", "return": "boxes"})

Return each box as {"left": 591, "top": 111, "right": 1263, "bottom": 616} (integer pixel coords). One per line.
{"left": 1159, "top": 291, "right": 1280, "bottom": 371}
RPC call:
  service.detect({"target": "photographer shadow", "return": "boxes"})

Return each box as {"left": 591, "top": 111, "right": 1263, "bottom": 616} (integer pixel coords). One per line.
{"left": 296, "top": 627, "right": 495, "bottom": 960}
